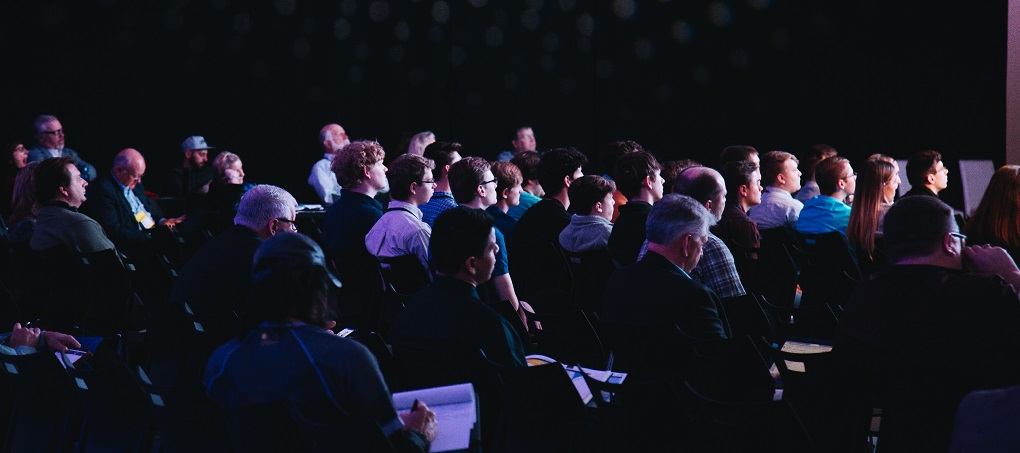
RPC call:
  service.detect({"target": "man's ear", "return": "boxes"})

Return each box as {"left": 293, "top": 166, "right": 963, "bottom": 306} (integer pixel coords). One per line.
{"left": 501, "top": 187, "right": 511, "bottom": 200}
{"left": 739, "top": 184, "right": 750, "bottom": 198}
{"left": 776, "top": 173, "right": 786, "bottom": 186}
{"left": 927, "top": 173, "right": 937, "bottom": 185}
{"left": 363, "top": 166, "right": 371, "bottom": 179}
{"left": 642, "top": 175, "right": 653, "bottom": 189}
{"left": 594, "top": 201, "right": 604, "bottom": 213}
{"left": 563, "top": 175, "right": 572, "bottom": 188}
{"left": 942, "top": 233, "right": 957, "bottom": 255}
{"left": 408, "top": 182, "right": 418, "bottom": 196}
{"left": 464, "top": 255, "right": 478, "bottom": 276}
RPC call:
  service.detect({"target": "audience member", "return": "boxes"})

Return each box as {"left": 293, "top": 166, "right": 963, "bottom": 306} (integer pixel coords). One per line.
{"left": 7, "top": 162, "right": 38, "bottom": 244}
{"left": 514, "top": 147, "right": 588, "bottom": 247}
{"left": 507, "top": 151, "right": 544, "bottom": 220}
{"left": 835, "top": 195, "right": 1020, "bottom": 451}
{"left": 204, "top": 151, "right": 256, "bottom": 234}
{"left": 31, "top": 157, "right": 115, "bottom": 253}
{"left": 389, "top": 206, "right": 527, "bottom": 367}
{"left": 205, "top": 232, "right": 437, "bottom": 452}
{"left": 607, "top": 151, "right": 664, "bottom": 265}
{"left": 748, "top": 151, "right": 803, "bottom": 229}
{"left": 365, "top": 154, "right": 435, "bottom": 274}
{"left": 406, "top": 131, "right": 435, "bottom": 156}
{"left": 847, "top": 157, "right": 899, "bottom": 269}
{"left": 661, "top": 159, "right": 700, "bottom": 196}
{"left": 795, "top": 156, "right": 856, "bottom": 236}
{"left": 719, "top": 145, "right": 759, "bottom": 169}
{"left": 85, "top": 148, "right": 184, "bottom": 256}
{"left": 559, "top": 175, "right": 616, "bottom": 253}
{"left": 420, "top": 141, "right": 463, "bottom": 227}
{"left": 903, "top": 149, "right": 949, "bottom": 198}
{"left": 26, "top": 115, "right": 96, "bottom": 182}
{"left": 603, "top": 194, "right": 731, "bottom": 339}
{"left": 673, "top": 166, "right": 746, "bottom": 298}
{"left": 496, "top": 125, "right": 537, "bottom": 162}
{"left": 485, "top": 161, "right": 523, "bottom": 244}
{"left": 599, "top": 140, "right": 642, "bottom": 221}
{"left": 308, "top": 123, "right": 349, "bottom": 205}
{"left": 963, "top": 165, "right": 1020, "bottom": 261}
{"left": 795, "top": 144, "right": 838, "bottom": 202}
{"left": 1, "top": 140, "right": 28, "bottom": 217}
{"left": 165, "top": 135, "right": 215, "bottom": 200}
{"left": 715, "top": 159, "right": 762, "bottom": 250}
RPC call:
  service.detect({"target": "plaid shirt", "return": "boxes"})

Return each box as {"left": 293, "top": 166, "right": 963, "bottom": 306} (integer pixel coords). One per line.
{"left": 691, "top": 233, "right": 746, "bottom": 298}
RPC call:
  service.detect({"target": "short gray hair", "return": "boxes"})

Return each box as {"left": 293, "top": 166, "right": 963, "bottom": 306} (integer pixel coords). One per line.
{"left": 646, "top": 194, "right": 717, "bottom": 246}
{"left": 235, "top": 185, "right": 297, "bottom": 230}
{"left": 33, "top": 115, "right": 59, "bottom": 136}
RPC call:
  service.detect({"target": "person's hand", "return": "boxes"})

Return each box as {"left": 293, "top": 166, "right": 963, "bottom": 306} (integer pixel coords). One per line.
{"left": 8, "top": 323, "right": 41, "bottom": 348}
{"left": 44, "top": 331, "right": 81, "bottom": 353}
{"left": 400, "top": 400, "right": 438, "bottom": 442}
{"left": 160, "top": 215, "right": 187, "bottom": 230}
{"left": 963, "top": 245, "right": 1020, "bottom": 287}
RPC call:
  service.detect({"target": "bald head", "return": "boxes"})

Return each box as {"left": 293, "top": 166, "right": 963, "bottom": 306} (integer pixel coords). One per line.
{"left": 320, "top": 123, "right": 349, "bottom": 154}
{"left": 673, "top": 166, "right": 726, "bottom": 220}
{"left": 113, "top": 148, "right": 146, "bottom": 189}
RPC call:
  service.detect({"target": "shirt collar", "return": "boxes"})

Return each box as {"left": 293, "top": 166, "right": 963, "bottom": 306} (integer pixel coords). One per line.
{"left": 387, "top": 200, "right": 423, "bottom": 219}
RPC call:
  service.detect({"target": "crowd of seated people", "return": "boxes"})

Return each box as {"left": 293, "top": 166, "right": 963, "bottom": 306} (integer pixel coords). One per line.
{"left": 5, "top": 112, "right": 1020, "bottom": 451}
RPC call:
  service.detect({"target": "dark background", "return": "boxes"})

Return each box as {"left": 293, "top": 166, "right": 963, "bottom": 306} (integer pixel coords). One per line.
{"left": 0, "top": 0, "right": 1006, "bottom": 209}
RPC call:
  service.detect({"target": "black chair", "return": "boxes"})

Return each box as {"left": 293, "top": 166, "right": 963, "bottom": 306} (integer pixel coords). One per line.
{"left": 582, "top": 372, "right": 687, "bottom": 452}
{"left": 64, "top": 355, "right": 156, "bottom": 452}
{"left": 604, "top": 323, "right": 696, "bottom": 384}
{"left": 682, "top": 380, "right": 814, "bottom": 452}
{"left": 757, "top": 226, "right": 803, "bottom": 308}
{"left": 532, "top": 309, "right": 607, "bottom": 370}
{"left": 719, "top": 293, "right": 776, "bottom": 343}
{"left": 221, "top": 401, "right": 396, "bottom": 453}
{"left": 760, "top": 297, "right": 840, "bottom": 343}
{"left": 561, "top": 248, "right": 617, "bottom": 316}
{"left": 81, "top": 249, "right": 144, "bottom": 336}
{"left": 136, "top": 366, "right": 230, "bottom": 452}
{"left": 687, "top": 335, "right": 777, "bottom": 404}
{"left": 0, "top": 351, "right": 82, "bottom": 452}
{"left": 509, "top": 241, "right": 574, "bottom": 311}
{"left": 795, "top": 230, "right": 862, "bottom": 309}
{"left": 350, "top": 331, "right": 406, "bottom": 392}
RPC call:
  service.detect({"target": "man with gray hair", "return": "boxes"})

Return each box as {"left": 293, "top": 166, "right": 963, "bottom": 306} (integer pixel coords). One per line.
{"left": 602, "top": 194, "right": 731, "bottom": 340}
{"left": 308, "top": 123, "right": 349, "bottom": 205}
{"left": 26, "top": 114, "right": 96, "bottom": 181}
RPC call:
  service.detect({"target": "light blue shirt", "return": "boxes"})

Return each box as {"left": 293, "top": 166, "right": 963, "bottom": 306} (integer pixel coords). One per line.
{"left": 508, "top": 191, "right": 541, "bottom": 221}
{"left": 113, "top": 173, "right": 152, "bottom": 229}
{"left": 795, "top": 195, "right": 851, "bottom": 235}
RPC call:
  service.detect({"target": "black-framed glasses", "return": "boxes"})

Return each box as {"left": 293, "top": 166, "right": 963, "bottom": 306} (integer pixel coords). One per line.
{"left": 40, "top": 129, "right": 63, "bottom": 136}
{"left": 480, "top": 178, "right": 497, "bottom": 186}
{"left": 950, "top": 232, "right": 966, "bottom": 244}
{"left": 276, "top": 218, "right": 298, "bottom": 231}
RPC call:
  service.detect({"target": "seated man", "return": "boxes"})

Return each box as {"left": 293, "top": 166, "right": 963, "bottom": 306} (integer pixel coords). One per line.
{"left": 85, "top": 148, "right": 185, "bottom": 257}
{"left": 903, "top": 149, "right": 949, "bottom": 198}
{"left": 485, "top": 161, "right": 523, "bottom": 244}
{"left": 365, "top": 154, "right": 435, "bottom": 274}
{"left": 607, "top": 151, "right": 664, "bottom": 265}
{"left": 559, "top": 175, "right": 616, "bottom": 253}
{"left": 674, "top": 166, "right": 746, "bottom": 298}
{"left": 496, "top": 126, "right": 537, "bottom": 162}
{"left": 165, "top": 135, "right": 215, "bottom": 200}
{"left": 719, "top": 145, "right": 760, "bottom": 169}
{"left": 602, "top": 194, "right": 731, "bottom": 340}
{"left": 748, "top": 150, "right": 803, "bottom": 229}
{"left": 796, "top": 156, "right": 855, "bottom": 235}
{"left": 389, "top": 206, "right": 527, "bottom": 367}
{"left": 308, "top": 124, "right": 348, "bottom": 205}
{"left": 835, "top": 196, "right": 1020, "bottom": 451}
{"left": 31, "top": 157, "right": 116, "bottom": 254}
{"left": 714, "top": 159, "right": 762, "bottom": 250}
{"left": 513, "top": 147, "right": 588, "bottom": 248}
{"left": 205, "top": 233, "right": 436, "bottom": 452}
{"left": 795, "top": 144, "right": 838, "bottom": 202}
{"left": 26, "top": 114, "right": 96, "bottom": 182}
{"left": 420, "top": 141, "right": 463, "bottom": 227}
{"left": 507, "top": 151, "right": 543, "bottom": 220}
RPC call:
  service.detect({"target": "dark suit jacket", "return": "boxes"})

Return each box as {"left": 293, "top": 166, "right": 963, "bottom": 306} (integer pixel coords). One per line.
{"left": 84, "top": 176, "right": 164, "bottom": 252}
{"left": 602, "top": 251, "right": 731, "bottom": 340}
{"left": 607, "top": 201, "right": 652, "bottom": 266}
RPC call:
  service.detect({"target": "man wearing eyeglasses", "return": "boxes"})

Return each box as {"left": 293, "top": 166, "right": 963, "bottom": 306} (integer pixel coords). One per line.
{"left": 27, "top": 114, "right": 96, "bottom": 182}
{"left": 365, "top": 154, "right": 436, "bottom": 276}
{"left": 795, "top": 156, "right": 856, "bottom": 236}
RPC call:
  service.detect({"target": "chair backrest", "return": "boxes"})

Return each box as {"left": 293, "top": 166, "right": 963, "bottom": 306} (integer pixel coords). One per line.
{"left": 681, "top": 380, "right": 814, "bottom": 452}
{"left": 488, "top": 360, "right": 590, "bottom": 451}
{"left": 561, "top": 248, "right": 617, "bottom": 316}
{"left": 603, "top": 323, "right": 696, "bottom": 383}
{"left": 136, "top": 366, "right": 231, "bottom": 452}
{"left": 719, "top": 294, "right": 776, "bottom": 343}
{"left": 582, "top": 372, "right": 686, "bottom": 451}
{"left": 759, "top": 297, "right": 840, "bottom": 343}
{"left": 350, "top": 331, "right": 406, "bottom": 392}
{"left": 0, "top": 351, "right": 83, "bottom": 452}
{"left": 379, "top": 254, "right": 431, "bottom": 296}
{"left": 794, "top": 231, "right": 861, "bottom": 308}
{"left": 532, "top": 309, "right": 607, "bottom": 370}
{"left": 65, "top": 359, "right": 155, "bottom": 452}
{"left": 509, "top": 241, "right": 573, "bottom": 305}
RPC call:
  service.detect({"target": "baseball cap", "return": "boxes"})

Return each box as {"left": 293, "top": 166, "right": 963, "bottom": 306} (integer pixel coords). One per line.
{"left": 251, "top": 232, "right": 342, "bottom": 288}
{"left": 181, "top": 135, "right": 215, "bottom": 152}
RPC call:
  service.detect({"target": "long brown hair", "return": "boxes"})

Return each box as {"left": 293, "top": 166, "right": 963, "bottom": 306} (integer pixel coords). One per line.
{"left": 847, "top": 159, "right": 895, "bottom": 259}
{"left": 964, "top": 165, "right": 1020, "bottom": 249}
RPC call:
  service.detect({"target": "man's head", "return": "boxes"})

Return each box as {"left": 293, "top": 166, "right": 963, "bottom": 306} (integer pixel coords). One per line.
{"left": 646, "top": 194, "right": 718, "bottom": 272}
{"left": 251, "top": 232, "right": 340, "bottom": 328}
{"left": 319, "top": 123, "right": 350, "bottom": 154}
{"left": 388, "top": 154, "right": 436, "bottom": 205}
{"left": 721, "top": 159, "right": 763, "bottom": 210}
{"left": 448, "top": 157, "right": 497, "bottom": 207}
{"left": 760, "top": 151, "right": 801, "bottom": 193}
{"left": 883, "top": 195, "right": 962, "bottom": 266}
{"left": 234, "top": 184, "right": 299, "bottom": 239}
{"left": 599, "top": 140, "right": 643, "bottom": 177}
{"left": 568, "top": 175, "right": 617, "bottom": 219}
{"left": 430, "top": 206, "right": 498, "bottom": 286}
{"left": 906, "top": 150, "right": 948, "bottom": 194}
{"left": 180, "top": 136, "right": 214, "bottom": 169}
{"left": 613, "top": 151, "right": 663, "bottom": 202}
{"left": 511, "top": 126, "right": 537, "bottom": 153}
{"left": 719, "top": 145, "right": 759, "bottom": 169}
{"left": 801, "top": 144, "right": 838, "bottom": 182}
{"left": 213, "top": 151, "right": 244, "bottom": 183}
{"left": 422, "top": 141, "right": 463, "bottom": 184}
{"left": 661, "top": 159, "right": 701, "bottom": 196}
{"left": 538, "top": 147, "right": 588, "bottom": 198}
{"left": 815, "top": 156, "right": 856, "bottom": 198}
{"left": 491, "top": 161, "right": 524, "bottom": 209}
{"left": 112, "top": 148, "right": 146, "bottom": 190}
{"left": 407, "top": 131, "right": 436, "bottom": 156}
{"left": 332, "top": 141, "right": 388, "bottom": 194}
{"left": 35, "top": 157, "right": 86, "bottom": 207}
{"left": 673, "top": 166, "right": 726, "bottom": 221}
{"left": 33, "top": 115, "right": 65, "bottom": 151}
{"left": 510, "top": 151, "right": 543, "bottom": 195}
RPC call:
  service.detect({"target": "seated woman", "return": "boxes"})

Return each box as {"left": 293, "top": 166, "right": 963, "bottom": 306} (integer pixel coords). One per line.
{"left": 559, "top": 175, "right": 616, "bottom": 253}
{"left": 205, "top": 151, "right": 256, "bottom": 234}
{"left": 204, "top": 233, "right": 436, "bottom": 452}
{"left": 7, "top": 161, "right": 39, "bottom": 244}
{"left": 0, "top": 140, "right": 28, "bottom": 219}
{"left": 963, "top": 165, "right": 1020, "bottom": 261}
{"left": 847, "top": 156, "right": 900, "bottom": 276}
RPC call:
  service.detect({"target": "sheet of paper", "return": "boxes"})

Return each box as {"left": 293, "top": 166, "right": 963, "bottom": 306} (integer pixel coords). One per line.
{"left": 393, "top": 383, "right": 477, "bottom": 453}
{"left": 780, "top": 340, "right": 832, "bottom": 354}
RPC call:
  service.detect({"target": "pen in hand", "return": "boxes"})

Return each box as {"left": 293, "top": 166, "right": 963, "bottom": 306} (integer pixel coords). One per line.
{"left": 411, "top": 399, "right": 419, "bottom": 413}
